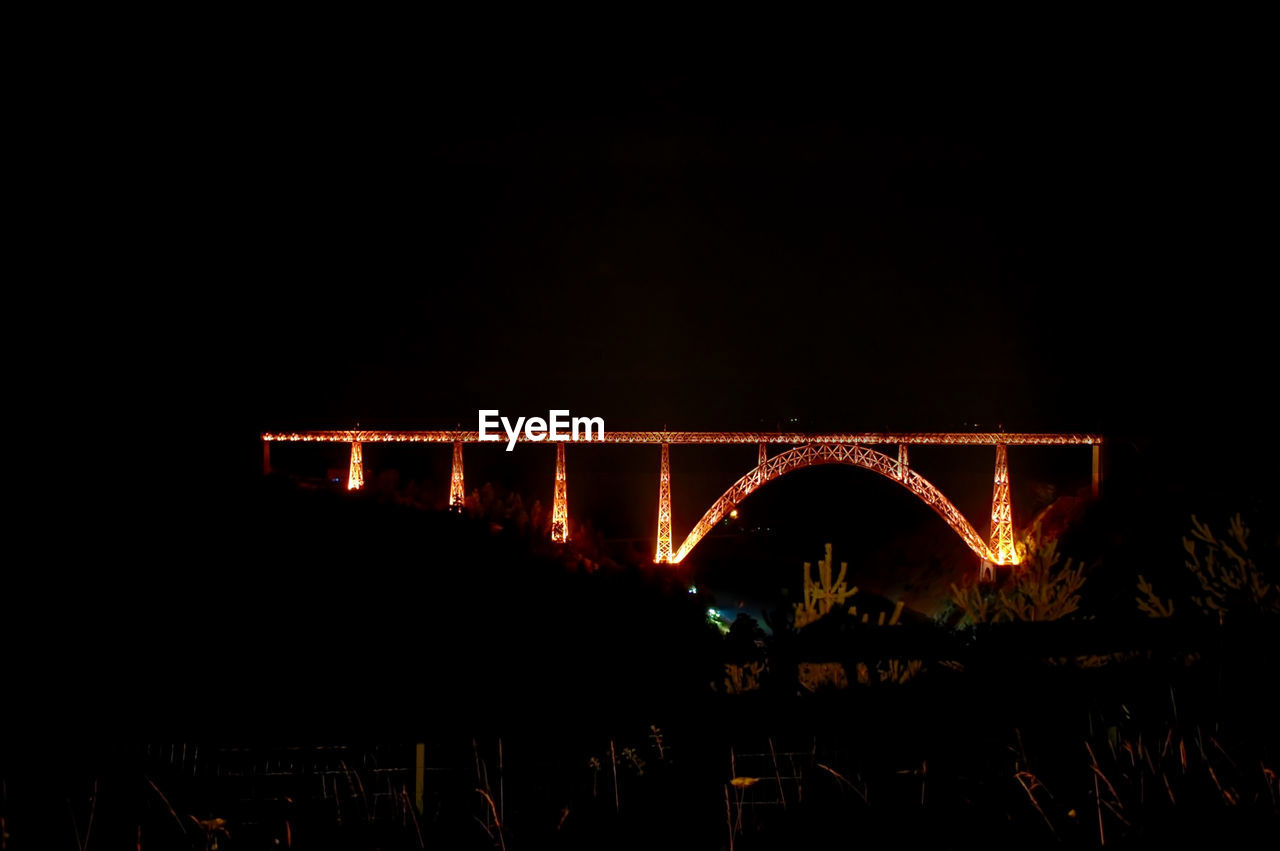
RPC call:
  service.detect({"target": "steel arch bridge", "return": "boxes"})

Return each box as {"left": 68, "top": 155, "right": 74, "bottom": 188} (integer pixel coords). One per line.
{"left": 670, "top": 443, "right": 993, "bottom": 564}
{"left": 261, "top": 430, "right": 1103, "bottom": 580}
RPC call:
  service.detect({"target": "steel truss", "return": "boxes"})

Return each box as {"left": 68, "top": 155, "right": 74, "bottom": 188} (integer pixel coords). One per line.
{"left": 670, "top": 443, "right": 1008, "bottom": 565}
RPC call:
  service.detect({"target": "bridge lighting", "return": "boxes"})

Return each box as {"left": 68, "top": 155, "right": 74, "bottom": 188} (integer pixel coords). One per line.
{"left": 264, "top": 431, "right": 1103, "bottom": 447}
{"left": 347, "top": 441, "right": 364, "bottom": 490}
{"left": 670, "top": 443, "right": 1005, "bottom": 565}
{"left": 988, "top": 443, "right": 1019, "bottom": 566}
{"left": 265, "top": 428, "right": 1097, "bottom": 580}
{"left": 655, "top": 443, "right": 673, "bottom": 563}
{"left": 551, "top": 441, "right": 569, "bottom": 543}
{"left": 449, "top": 441, "right": 465, "bottom": 510}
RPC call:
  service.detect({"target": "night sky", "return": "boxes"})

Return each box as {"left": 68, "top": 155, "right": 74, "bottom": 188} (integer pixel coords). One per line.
{"left": 128, "top": 56, "right": 1270, "bottom": 535}
{"left": 236, "top": 67, "right": 1266, "bottom": 432}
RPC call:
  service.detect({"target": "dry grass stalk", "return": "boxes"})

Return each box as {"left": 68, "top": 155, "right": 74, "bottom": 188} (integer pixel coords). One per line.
{"left": 723, "top": 784, "right": 734, "bottom": 851}
{"left": 474, "top": 787, "right": 506, "bottom": 851}
{"left": 815, "top": 762, "right": 868, "bottom": 806}
{"left": 610, "top": 739, "right": 619, "bottom": 813}
{"left": 1014, "top": 770, "right": 1056, "bottom": 835}
{"left": 768, "top": 738, "right": 786, "bottom": 809}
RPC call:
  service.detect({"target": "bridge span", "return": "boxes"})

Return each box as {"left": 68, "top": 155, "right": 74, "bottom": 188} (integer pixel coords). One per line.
{"left": 262, "top": 430, "right": 1103, "bottom": 579}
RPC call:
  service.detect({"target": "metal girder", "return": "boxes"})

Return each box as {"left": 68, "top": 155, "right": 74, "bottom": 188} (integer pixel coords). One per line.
{"left": 655, "top": 443, "right": 673, "bottom": 563}
{"left": 551, "top": 442, "right": 568, "bottom": 543}
{"left": 449, "top": 441, "right": 465, "bottom": 510}
{"left": 263, "top": 430, "right": 1102, "bottom": 446}
{"left": 988, "top": 443, "right": 1019, "bottom": 566}
{"left": 670, "top": 443, "right": 996, "bottom": 565}
{"left": 347, "top": 441, "right": 364, "bottom": 491}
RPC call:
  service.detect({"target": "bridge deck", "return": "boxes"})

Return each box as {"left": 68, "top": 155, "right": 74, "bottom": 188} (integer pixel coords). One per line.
{"left": 261, "top": 431, "right": 1102, "bottom": 446}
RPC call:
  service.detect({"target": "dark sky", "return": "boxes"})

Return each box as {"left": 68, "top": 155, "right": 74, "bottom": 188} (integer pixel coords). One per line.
{"left": 228, "top": 65, "right": 1266, "bottom": 442}
{"left": 114, "top": 52, "right": 1260, "bottom": 521}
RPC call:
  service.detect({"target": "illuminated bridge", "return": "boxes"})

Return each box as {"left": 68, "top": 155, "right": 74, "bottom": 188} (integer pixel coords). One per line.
{"left": 261, "top": 431, "right": 1103, "bottom": 579}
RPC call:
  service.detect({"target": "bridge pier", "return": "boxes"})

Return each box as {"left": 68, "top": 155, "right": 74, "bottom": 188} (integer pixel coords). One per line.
{"left": 1092, "top": 443, "right": 1102, "bottom": 498}
{"left": 449, "top": 441, "right": 465, "bottom": 510}
{"left": 655, "top": 443, "right": 673, "bottom": 563}
{"left": 987, "top": 443, "right": 1018, "bottom": 566}
{"left": 551, "top": 442, "right": 568, "bottom": 542}
{"left": 262, "top": 440, "right": 272, "bottom": 476}
{"left": 758, "top": 442, "right": 768, "bottom": 468}
{"left": 897, "top": 443, "right": 909, "bottom": 480}
{"left": 347, "top": 441, "right": 364, "bottom": 491}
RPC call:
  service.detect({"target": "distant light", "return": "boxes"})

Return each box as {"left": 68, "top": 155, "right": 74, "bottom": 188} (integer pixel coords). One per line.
{"left": 729, "top": 509, "right": 738, "bottom": 519}
{"left": 705, "top": 608, "right": 730, "bottom": 635}
{"left": 688, "top": 585, "right": 697, "bottom": 594}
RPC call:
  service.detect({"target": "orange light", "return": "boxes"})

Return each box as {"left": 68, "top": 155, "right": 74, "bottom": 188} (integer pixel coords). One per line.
{"left": 654, "top": 443, "right": 672, "bottom": 563}
{"left": 262, "top": 428, "right": 1092, "bottom": 575}
{"left": 671, "top": 443, "right": 999, "bottom": 565}
{"left": 988, "top": 443, "right": 1019, "bottom": 566}
{"left": 347, "top": 441, "right": 364, "bottom": 490}
{"left": 262, "top": 430, "right": 1102, "bottom": 447}
{"left": 551, "top": 442, "right": 568, "bottom": 543}
{"left": 449, "top": 441, "right": 465, "bottom": 510}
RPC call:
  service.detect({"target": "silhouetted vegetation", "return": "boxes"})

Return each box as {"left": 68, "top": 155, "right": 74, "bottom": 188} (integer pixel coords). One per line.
{"left": 4, "top": 478, "right": 1277, "bottom": 848}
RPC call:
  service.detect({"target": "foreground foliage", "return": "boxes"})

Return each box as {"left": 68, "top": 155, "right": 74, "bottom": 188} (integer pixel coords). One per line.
{"left": 950, "top": 534, "right": 1087, "bottom": 625}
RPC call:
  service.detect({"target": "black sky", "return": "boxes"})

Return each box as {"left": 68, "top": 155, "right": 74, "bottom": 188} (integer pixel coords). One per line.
{"left": 225, "top": 64, "right": 1265, "bottom": 442}
{"left": 77, "top": 46, "right": 1242, "bottom": 517}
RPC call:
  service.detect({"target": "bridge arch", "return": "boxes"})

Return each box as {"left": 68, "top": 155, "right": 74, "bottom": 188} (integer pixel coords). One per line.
{"left": 670, "top": 443, "right": 1002, "bottom": 564}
